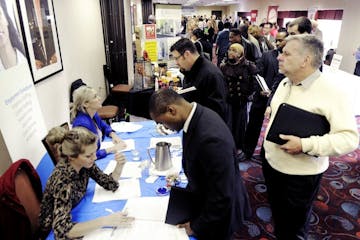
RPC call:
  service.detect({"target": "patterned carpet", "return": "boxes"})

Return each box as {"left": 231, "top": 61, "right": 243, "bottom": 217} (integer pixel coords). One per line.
{"left": 235, "top": 116, "right": 360, "bottom": 240}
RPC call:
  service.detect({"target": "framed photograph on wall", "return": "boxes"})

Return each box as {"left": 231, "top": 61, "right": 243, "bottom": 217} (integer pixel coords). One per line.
{"left": 17, "top": 0, "right": 63, "bottom": 83}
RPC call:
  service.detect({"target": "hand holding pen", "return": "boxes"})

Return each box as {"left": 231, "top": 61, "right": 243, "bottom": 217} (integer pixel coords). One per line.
{"left": 105, "top": 208, "right": 134, "bottom": 236}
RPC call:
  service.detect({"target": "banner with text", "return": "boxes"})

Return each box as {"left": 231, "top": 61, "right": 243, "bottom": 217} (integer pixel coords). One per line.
{"left": 0, "top": 0, "right": 47, "bottom": 167}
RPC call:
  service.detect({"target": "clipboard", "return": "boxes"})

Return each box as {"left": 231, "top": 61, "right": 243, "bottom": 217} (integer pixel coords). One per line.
{"left": 266, "top": 103, "right": 330, "bottom": 145}
{"left": 165, "top": 186, "right": 201, "bottom": 225}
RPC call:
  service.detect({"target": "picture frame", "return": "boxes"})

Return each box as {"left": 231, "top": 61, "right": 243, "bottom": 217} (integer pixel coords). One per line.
{"left": 17, "top": 0, "right": 63, "bottom": 83}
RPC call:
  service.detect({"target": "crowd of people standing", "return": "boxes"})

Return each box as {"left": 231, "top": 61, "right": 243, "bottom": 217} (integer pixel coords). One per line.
{"left": 167, "top": 15, "right": 359, "bottom": 239}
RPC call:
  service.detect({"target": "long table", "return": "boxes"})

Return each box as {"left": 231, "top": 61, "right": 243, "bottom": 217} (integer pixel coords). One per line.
{"left": 36, "top": 120, "right": 196, "bottom": 240}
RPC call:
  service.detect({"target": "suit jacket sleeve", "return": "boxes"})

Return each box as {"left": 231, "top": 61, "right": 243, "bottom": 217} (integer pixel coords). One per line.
{"left": 189, "top": 135, "right": 235, "bottom": 237}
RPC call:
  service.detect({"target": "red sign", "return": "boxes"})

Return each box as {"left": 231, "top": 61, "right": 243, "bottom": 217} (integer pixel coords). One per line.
{"left": 250, "top": 10, "right": 258, "bottom": 22}
{"left": 267, "top": 6, "right": 278, "bottom": 23}
{"left": 144, "top": 24, "right": 156, "bottom": 40}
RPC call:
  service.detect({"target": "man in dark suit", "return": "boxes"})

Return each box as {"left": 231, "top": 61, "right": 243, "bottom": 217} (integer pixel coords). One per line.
{"left": 228, "top": 28, "right": 259, "bottom": 63}
{"left": 25, "top": 0, "right": 57, "bottom": 69}
{"left": 170, "top": 38, "right": 228, "bottom": 122}
{"left": 149, "top": 89, "right": 251, "bottom": 240}
{"left": 242, "top": 30, "right": 288, "bottom": 160}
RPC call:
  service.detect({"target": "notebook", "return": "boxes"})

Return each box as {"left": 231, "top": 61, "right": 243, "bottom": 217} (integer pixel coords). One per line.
{"left": 165, "top": 186, "right": 201, "bottom": 225}
{"left": 266, "top": 103, "right": 330, "bottom": 145}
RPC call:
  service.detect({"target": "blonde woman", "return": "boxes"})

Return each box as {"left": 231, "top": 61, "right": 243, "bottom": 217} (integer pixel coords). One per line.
{"left": 39, "top": 127, "right": 133, "bottom": 239}
{"left": 71, "top": 85, "right": 126, "bottom": 159}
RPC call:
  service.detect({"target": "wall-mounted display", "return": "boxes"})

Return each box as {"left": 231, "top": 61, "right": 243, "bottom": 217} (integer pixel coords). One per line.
{"left": 18, "top": 0, "right": 63, "bottom": 83}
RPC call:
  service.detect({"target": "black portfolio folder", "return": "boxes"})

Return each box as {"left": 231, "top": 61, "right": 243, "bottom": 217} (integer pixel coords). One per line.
{"left": 266, "top": 103, "right": 330, "bottom": 145}
{"left": 165, "top": 186, "right": 200, "bottom": 225}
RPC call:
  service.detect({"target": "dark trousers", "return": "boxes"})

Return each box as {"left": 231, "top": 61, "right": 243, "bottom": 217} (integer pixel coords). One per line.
{"left": 262, "top": 159, "right": 323, "bottom": 240}
{"left": 354, "top": 61, "right": 360, "bottom": 76}
{"left": 243, "top": 95, "right": 268, "bottom": 158}
{"left": 228, "top": 100, "right": 248, "bottom": 150}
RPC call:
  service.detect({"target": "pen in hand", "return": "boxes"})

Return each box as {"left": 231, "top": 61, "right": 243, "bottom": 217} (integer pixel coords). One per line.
{"left": 105, "top": 208, "right": 117, "bottom": 236}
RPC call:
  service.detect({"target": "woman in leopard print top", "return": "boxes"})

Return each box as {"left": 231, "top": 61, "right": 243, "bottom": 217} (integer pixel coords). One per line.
{"left": 39, "top": 127, "right": 133, "bottom": 239}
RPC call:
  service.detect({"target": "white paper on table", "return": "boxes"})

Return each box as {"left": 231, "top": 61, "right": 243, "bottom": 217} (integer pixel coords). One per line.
{"left": 111, "top": 121, "right": 143, "bottom": 132}
{"left": 149, "top": 137, "right": 182, "bottom": 149}
{"left": 92, "top": 178, "right": 141, "bottom": 203}
{"left": 83, "top": 228, "right": 112, "bottom": 240}
{"left": 124, "top": 196, "right": 169, "bottom": 221}
{"left": 100, "top": 139, "right": 135, "bottom": 152}
{"left": 83, "top": 219, "right": 188, "bottom": 240}
{"left": 104, "top": 160, "right": 142, "bottom": 179}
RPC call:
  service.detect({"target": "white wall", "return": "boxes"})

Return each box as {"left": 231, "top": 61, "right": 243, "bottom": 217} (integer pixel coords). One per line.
{"left": 35, "top": 0, "right": 107, "bottom": 130}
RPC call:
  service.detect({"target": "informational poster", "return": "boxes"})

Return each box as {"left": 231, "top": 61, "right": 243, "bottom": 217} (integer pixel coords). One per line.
{"left": 330, "top": 54, "right": 343, "bottom": 70}
{"left": 144, "top": 41, "right": 158, "bottom": 62}
{"left": 0, "top": 0, "right": 47, "bottom": 167}
{"left": 155, "top": 4, "right": 182, "bottom": 60}
{"left": 267, "top": 6, "right": 278, "bottom": 23}
{"left": 144, "top": 24, "right": 156, "bottom": 40}
{"left": 0, "top": 66, "right": 47, "bottom": 167}
{"left": 308, "top": 7, "right": 318, "bottom": 20}
{"left": 250, "top": 10, "right": 258, "bottom": 23}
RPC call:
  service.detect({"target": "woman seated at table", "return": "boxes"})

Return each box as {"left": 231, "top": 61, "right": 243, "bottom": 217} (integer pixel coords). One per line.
{"left": 39, "top": 126, "right": 133, "bottom": 239}
{"left": 71, "top": 85, "right": 126, "bottom": 159}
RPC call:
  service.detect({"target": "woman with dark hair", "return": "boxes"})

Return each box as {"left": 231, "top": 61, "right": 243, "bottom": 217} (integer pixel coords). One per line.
{"left": 0, "top": 0, "right": 26, "bottom": 70}
{"left": 192, "top": 28, "right": 212, "bottom": 60}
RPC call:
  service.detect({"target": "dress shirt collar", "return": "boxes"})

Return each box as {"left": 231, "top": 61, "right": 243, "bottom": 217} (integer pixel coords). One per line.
{"left": 283, "top": 69, "right": 321, "bottom": 88}
{"left": 183, "top": 102, "right": 197, "bottom": 133}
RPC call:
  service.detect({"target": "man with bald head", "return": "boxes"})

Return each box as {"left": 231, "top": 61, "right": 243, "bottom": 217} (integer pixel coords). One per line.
{"left": 149, "top": 88, "right": 251, "bottom": 240}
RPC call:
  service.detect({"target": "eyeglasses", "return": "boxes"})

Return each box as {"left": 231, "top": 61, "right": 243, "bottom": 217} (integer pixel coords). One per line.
{"left": 172, "top": 54, "right": 183, "bottom": 61}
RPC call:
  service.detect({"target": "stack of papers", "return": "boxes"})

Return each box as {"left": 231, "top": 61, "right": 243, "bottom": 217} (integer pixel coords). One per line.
{"left": 100, "top": 139, "right": 135, "bottom": 152}
{"left": 83, "top": 219, "right": 188, "bottom": 240}
{"left": 103, "top": 160, "right": 142, "bottom": 179}
{"left": 93, "top": 178, "right": 141, "bottom": 202}
{"left": 84, "top": 197, "right": 188, "bottom": 240}
{"left": 111, "top": 122, "right": 143, "bottom": 133}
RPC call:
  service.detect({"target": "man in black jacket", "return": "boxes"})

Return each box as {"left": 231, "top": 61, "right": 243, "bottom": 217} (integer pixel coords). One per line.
{"left": 228, "top": 28, "right": 259, "bottom": 63}
{"left": 170, "top": 38, "right": 228, "bottom": 122}
{"left": 242, "top": 30, "right": 288, "bottom": 160}
{"left": 149, "top": 89, "right": 251, "bottom": 240}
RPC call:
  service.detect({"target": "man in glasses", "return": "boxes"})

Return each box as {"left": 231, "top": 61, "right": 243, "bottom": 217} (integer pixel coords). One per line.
{"left": 263, "top": 34, "right": 358, "bottom": 240}
{"left": 170, "top": 38, "right": 228, "bottom": 122}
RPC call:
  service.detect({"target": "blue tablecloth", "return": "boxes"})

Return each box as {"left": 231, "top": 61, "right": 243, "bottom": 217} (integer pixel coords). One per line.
{"left": 36, "top": 120, "right": 195, "bottom": 240}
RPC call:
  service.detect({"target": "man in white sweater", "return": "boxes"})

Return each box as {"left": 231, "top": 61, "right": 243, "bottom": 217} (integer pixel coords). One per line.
{"left": 263, "top": 34, "right": 359, "bottom": 239}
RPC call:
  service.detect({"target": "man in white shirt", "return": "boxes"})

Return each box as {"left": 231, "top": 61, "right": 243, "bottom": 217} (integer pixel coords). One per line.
{"left": 263, "top": 34, "right": 359, "bottom": 239}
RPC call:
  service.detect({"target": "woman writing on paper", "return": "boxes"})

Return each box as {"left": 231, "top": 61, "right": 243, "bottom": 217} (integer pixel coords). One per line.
{"left": 71, "top": 85, "right": 126, "bottom": 159}
{"left": 39, "top": 127, "right": 133, "bottom": 239}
